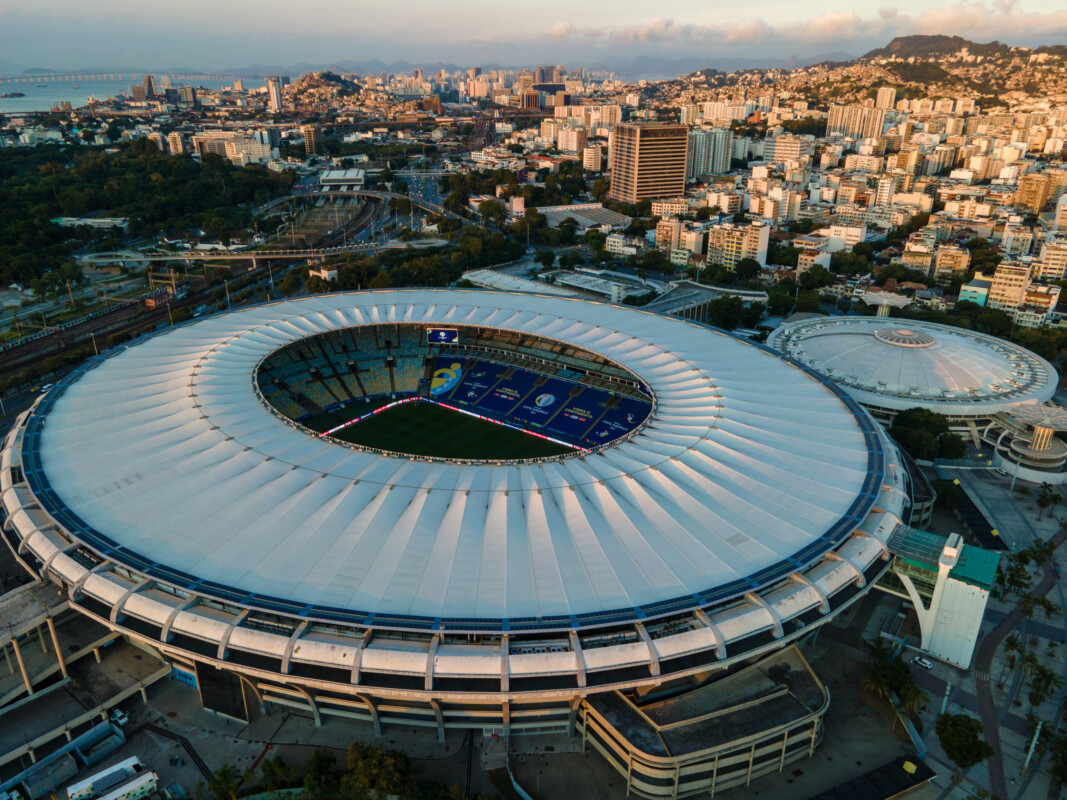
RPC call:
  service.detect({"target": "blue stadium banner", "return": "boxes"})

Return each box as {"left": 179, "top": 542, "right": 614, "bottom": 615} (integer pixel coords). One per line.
{"left": 427, "top": 327, "right": 459, "bottom": 344}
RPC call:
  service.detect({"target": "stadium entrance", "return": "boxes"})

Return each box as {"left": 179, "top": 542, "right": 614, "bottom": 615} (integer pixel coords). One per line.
{"left": 256, "top": 323, "right": 654, "bottom": 461}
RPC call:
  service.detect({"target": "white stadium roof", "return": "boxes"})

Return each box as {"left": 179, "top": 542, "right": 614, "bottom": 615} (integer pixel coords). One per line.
{"left": 25, "top": 291, "right": 886, "bottom": 629}
{"left": 767, "top": 316, "right": 1057, "bottom": 418}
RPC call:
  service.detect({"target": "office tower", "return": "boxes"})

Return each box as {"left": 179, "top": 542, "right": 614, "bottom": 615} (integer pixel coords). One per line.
{"left": 686, "top": 127, "right": 733, "bottom": 179}
{"left": 178, "top": 86, "right": 196, "bottom": 105}
{"left": 302, "top": 124, "right": 321, "bottom": 156}
{"left": 267, "top": 77, "right": 283, "bottom": 112}
{"left": 131, "top": 85, "right": 147, "bottom": 103}
{"left": 142, "top": 74, "right": 156, "bottom": 98}
{"left": 413, "top": 68, "right": 423, "bottom": 82}
{"left": 163, "top": 88, "right": 179, "bottom": 103}
{"left": 875, "top": 87, "right": 897, "bottom": 110}
{"left": 607, "top": 123, "right": 688, "bottom": 204}
{"left": 168, "top": 132, "right": 185, "bottom": 154}
{"left": 518, "top": 73, "right": 534, "bottom": 92}
{"left": 826, "top": 104, "right": 886, "bottom": 139}
{"left": 233, "top": 79, "right": 244, "bottom": 92}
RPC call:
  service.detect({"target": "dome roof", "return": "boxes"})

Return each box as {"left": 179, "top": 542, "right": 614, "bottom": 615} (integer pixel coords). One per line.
{"left": 767, "top": 317, "right": 1057, "bottom": 417}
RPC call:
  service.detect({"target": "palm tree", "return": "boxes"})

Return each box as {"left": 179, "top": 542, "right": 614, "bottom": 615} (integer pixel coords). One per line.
{"left": 1038, "top": 482, "right": 1055, "bottom": 520}
{"left": 897, "top": 680, "right": 930, "bottom": 714}
{"left": 208, "top": 764, "right": 240, "bottom": 800}
{"left": 998, "top": 653, "right": 1018, "bottom": 687}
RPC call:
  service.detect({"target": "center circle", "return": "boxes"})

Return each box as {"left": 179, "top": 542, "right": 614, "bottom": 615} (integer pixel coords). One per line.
{"left": 873, "top": 327, "right": 936, "bottom": 348}
{"left": 255, "top": 322, "right": 654, "bottom": 461}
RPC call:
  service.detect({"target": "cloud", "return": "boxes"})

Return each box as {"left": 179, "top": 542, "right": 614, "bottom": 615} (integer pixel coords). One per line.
{"left": 539, "top": 2, "right": 1067, "bottom": 52}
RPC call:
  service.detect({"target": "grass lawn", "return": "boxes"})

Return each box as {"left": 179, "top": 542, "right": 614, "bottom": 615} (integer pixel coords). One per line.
{"left": 325, "top": 400, "right": 573, "bottom": 459}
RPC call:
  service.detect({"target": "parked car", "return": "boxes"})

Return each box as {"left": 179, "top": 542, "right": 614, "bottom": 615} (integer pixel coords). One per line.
{"left": 109, "top": 707, "right": 129, "bottom": 726}
{"left": 911, "top": 656, "right": 934, "bottom": 670}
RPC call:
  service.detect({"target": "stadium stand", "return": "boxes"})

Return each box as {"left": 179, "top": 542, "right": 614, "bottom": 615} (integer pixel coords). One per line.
{"left": 256, "top": 324, "right": 653, "bottom": 446}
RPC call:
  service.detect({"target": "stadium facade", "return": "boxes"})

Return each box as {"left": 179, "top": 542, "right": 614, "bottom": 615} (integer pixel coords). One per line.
{"left": 2, "top": 291, "right": 910, "bottom": 797}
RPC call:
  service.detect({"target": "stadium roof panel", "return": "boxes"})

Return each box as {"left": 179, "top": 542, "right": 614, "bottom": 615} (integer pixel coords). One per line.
{"left": 31, "top": 290, "right": 884, "bottom": 626}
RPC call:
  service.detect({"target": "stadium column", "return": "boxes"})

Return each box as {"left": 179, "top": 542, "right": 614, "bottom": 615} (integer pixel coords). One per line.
{"left": 10, "top": 636, "right": 32, "bottom": 694}
{"left": 46, "top": 617, "right": 68, "bottom": 679}
{"left": 745, "top": 593, "right": 784, "bottom": 639}
{"left": 292, "top": 684, "right": 321, "bottom": 727}
{"left": 567, "top": 696, "right": 582, "bottom": 738}
{"left": 429, "top": 698, "right": 445, "bottom": 744}
{"left": 357, "top": 693, "right": 382, "bottom": 737}
{"left": 569, "top": 631, "right": 587, "bottom": 687}
{"left": 693, "top": 609, "right": 728, "bottom": 661}
{"left": 500, "top": 634, "right": 510, "bottom": 692}
{"left": 425, "top": 634, "right": 440, "bottom": 691}
{"left": 634, "top": 622, "right": 661, "bottom": 676}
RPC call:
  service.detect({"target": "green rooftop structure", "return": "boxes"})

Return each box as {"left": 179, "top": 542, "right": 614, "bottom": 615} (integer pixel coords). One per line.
{"left": 883, "top": 527, "right": 1001, "bottom": 668}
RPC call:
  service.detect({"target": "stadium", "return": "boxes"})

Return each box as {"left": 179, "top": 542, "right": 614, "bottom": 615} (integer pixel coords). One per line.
{"left": 1, "top": 290, "right": 909, "bottom": 797}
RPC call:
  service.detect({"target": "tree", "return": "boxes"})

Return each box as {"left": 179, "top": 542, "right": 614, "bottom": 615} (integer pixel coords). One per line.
{"left": 477, "top": 199, "right": 506, "bottom": 226}
{"left": 534, "top": 249, "right": 556, "bottom": 269}
{"left": 706, "top": 295, "right": 746, "bottom": 331}
{"left": 799, "top": 264, "right": 833, "bottom": 290}
{"left": 935, "top": 713, "right": 994, "bottom": 775}
{"left": 795, "top": 291, "right": 823, "bottom": 313}
{"left": 734, "top": 257, "right": 762, "bottom": 282}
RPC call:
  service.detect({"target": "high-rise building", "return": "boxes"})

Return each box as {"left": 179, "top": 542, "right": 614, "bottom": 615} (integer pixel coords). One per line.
{"left": 267, "top": 77, "right": 283, "bottom": 112}
{"left": 302, "top": 124, "right": 321, "bottom": 156}
{"left": 131, "top": 85, "right": 147, "bottom": 103}
{"left": 706, "top": 220, "right": 771, "bottom": 267}
{"left": 1055, "top": 196, "right": 1067, "bottom": 232}
{"left": 557, "top": 128, "right": 587, "bottom": 153}
{"left": 686, "top": 127, "right": 733, "bottom": 179}
{"left": 1016, "top": 173, "right": 1051, "bottom": 213}
{"left": 168, "top": 132, "right": 185, "bottom": 155}
{"left": 608, "top": 123, "right": 688, "bottom": 204}
{"left": 875, "top": 87, "right": 897, "bottom": 110}
{"left": 178, "top": 86, "right": 197, "bottom": 105}
{"left": 233, "top": 79, "right": 244, "bottom": 92}
{"left": 1037, "top": 238, "right": 1067, "bottom": 280}
{"left": 987, "top": 261, "right": 1034, "bottom": 311}
{"left": 583, "top": 145, "right": 603, "bottom": 172}
{"left": 142, "top": 74, "right": 156, "bottom": 99}
{"left": 826, "top": 104, "right": 886, "bottom": 140}
{"left": 147, "top": 132, "right": 165, "bottom": 151}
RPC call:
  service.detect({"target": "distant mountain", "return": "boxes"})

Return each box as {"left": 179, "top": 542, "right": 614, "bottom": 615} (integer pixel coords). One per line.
{"left": 860, "top": 35, "right": 1013, "bottom": 61}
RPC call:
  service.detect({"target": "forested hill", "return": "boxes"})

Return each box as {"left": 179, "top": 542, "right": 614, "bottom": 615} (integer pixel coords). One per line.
{"left": 0, "top": 140, "right": 294, "bottom": 291}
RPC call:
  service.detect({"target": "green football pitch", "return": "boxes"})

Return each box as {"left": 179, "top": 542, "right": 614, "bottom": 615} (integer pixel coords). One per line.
{"left": 317, "top": 400, "right": 573, "bottom": 459}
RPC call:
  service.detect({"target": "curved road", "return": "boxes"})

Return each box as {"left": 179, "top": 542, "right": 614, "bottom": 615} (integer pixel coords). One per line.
{"left": 974, "top": 527, "right": 1066, "bottom": 799}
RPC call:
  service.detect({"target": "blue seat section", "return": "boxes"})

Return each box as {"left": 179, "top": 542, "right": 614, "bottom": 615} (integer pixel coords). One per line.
{"left": 427, "top": 357, "right": 652, "bottom": 447}
{"left": 546, "top": 395, "right": 602, "bottom": 439}
{"left": 583, "top": 396, "right": 653, "bottom": 445}
{"left": 477, "top": 370, "right": 538, "bottom": 416}
{"left": 511, "top": 378, "right": 577, "bottom": 429}
{"left": 435, "top": 359, "right": 507, "bottom": 401}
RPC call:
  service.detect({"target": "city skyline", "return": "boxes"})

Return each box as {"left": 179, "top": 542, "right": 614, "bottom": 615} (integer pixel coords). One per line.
{"left": 3, "top": 0, "right": 1067, "bottom": 72}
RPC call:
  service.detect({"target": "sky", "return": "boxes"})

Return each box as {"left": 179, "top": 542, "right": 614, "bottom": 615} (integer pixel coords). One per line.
{"left": 2, "top": 0, "right": 1067, "bottom": 72}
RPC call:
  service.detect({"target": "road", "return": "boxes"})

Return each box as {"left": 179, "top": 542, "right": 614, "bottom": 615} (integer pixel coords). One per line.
{"left": 974, "top": 528, "right": 1067, "bottom": 800}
